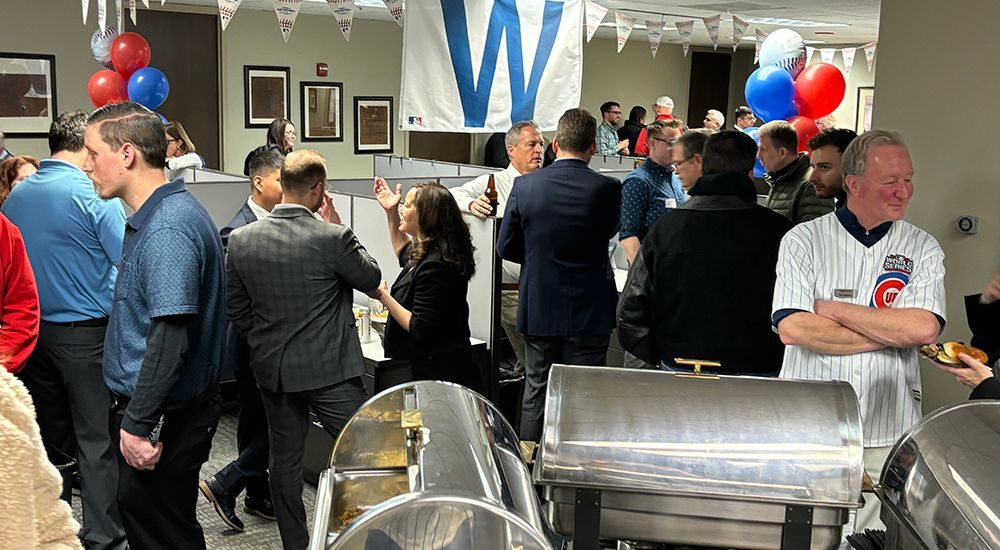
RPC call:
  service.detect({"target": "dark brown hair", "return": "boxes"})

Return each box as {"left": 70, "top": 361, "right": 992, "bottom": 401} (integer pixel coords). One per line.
{"left": 554, "top": 108, "right": 597, "bottom": 154}
{"left": 267, "top": 118, "right": 294, "bottom": 153}
{"left": 408, "top": 182, "right": 476, "bottom": 280}
{"left": 0, "top": 156, "right": 40, "bottom": 206}
{"left": 88, "top": 101, "right": 167, "bottom": 169}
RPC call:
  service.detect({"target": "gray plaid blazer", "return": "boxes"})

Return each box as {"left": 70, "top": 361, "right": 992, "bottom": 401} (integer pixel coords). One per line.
{"left": 226, "top": 204, "right": 381, "bottom": 393}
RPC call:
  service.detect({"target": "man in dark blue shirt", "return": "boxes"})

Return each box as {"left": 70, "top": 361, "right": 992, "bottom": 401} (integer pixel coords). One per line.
{"left": 83, "top": 101, "right": 225, "bottom": 550}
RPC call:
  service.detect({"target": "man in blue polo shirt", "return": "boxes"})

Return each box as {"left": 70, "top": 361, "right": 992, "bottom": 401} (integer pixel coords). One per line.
{"left": 3, "top": 110, "right": 128, "bottom": 550}
{"left": 83, "top": 101, "right": 225, "bottom": 550}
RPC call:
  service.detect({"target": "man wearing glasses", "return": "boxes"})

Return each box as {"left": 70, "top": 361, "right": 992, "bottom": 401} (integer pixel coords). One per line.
{"left": 597, "top": 101, "right": 629, "bottom": 156}
{"left": 618, "top": 119, "right": 685, "bottom": 265}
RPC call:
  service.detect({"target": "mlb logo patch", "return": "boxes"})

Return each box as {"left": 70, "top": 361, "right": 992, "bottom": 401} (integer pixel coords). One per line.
{"left": 407, "top": 116, "right": 423, "bottom": 126}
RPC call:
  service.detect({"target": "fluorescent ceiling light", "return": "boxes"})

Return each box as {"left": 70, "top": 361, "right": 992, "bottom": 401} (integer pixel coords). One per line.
{"left": 740, "top": 36, "right": 826, "bottom": 44}
{"left": 352, "top": 0, "right": 388, "bottom": 7}
{"left": 598, "top": 22, "right": 677, "bottom": 31}
{"left": 739, "top": 16, "right": 849, "bottom": 28}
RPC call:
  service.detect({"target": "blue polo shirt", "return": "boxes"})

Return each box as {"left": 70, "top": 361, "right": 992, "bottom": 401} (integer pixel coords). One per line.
{"left": 619, "top": 159, "right": 686, "bottom": 241}
{"left": 2, "top": 159, "right": 126, "bottom": 322}
{"left": 103, "top": 179, "right": 226, "bottom": 402}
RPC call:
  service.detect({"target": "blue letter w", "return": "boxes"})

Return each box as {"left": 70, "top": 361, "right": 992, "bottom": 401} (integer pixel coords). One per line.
{"left": 440, "top": 0, "right": 564, "bottom": 127}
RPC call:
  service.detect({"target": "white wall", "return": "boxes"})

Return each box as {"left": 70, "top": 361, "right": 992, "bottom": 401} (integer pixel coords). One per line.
{"left": 875, "top": 0, "right": 1000, "bottom": 413}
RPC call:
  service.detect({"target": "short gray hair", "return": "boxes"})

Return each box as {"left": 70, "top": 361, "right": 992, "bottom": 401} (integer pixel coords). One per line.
{"left": 706, "top": 109, "right": 725, "bottom": 126}
{"left": 505, "top": 120, "right": 540, "bottom": 147}
{"left": 842, "top": 130, "right": 907, "bottom": 178}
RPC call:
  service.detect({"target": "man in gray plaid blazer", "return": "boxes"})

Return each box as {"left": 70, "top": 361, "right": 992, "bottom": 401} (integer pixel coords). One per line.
{"left": 226, "top": 150, "right": 380, "bottom": 550}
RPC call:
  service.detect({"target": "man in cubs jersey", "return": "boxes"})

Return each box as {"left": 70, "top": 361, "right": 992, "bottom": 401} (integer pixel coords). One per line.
{"left": 771, "top": 130, "right": 945, "bottom": 532}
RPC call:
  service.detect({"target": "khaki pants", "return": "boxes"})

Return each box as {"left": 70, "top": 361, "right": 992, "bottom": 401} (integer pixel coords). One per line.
{"left": 501, "top": 290, "right": 525, "bottom": 373}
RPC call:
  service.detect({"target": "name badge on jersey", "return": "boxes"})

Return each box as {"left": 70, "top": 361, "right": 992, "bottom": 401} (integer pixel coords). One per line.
{"left": 665, "top": 198, "right": 677, "bottom": 209}
{"left": 834, "top": 289, "right": 856, "bottom": 299}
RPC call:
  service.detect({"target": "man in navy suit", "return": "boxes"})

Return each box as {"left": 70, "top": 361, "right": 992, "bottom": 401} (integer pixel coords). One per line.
{"left": 497, "top": 108, "right": 622, "bottom": 442}
{"left": 199, "top": 149, "right": 285, "bottom": 532}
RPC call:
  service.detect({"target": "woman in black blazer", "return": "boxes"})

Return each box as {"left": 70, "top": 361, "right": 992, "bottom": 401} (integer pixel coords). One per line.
{"left": 372, "top": 177, "right": 483, "bottom": 391}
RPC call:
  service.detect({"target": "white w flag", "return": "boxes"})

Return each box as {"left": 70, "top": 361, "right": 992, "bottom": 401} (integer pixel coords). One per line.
{"left": 400, "top": 0, "right": 582, "bottom": 132}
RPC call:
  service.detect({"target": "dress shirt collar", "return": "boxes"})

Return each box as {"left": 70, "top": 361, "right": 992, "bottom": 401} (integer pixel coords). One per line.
{"left": 269, "top": 203, "right": 314, "bottom": 218}
{"left": 246, "top": 196, "right": 271, "bottom": 221}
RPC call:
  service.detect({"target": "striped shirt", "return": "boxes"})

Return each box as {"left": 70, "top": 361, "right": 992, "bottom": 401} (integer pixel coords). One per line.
{"left": 772, "top": 211, "right": 946, "bottom": 447}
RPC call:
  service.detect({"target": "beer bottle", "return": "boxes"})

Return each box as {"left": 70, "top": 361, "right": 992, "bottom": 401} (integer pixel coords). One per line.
{"left": 485, "top": 173, "right": 499, "bottom": 216}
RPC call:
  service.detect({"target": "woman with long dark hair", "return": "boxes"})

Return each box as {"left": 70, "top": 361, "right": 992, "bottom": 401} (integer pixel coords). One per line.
{"left": 242, "top": 118, "right": 296, "bottom": 175}
{"left": 372, "top": 177, "right": 483, "bottom": 391}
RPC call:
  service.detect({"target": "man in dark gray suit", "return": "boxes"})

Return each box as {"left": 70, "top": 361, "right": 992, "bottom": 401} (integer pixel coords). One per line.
{"left": 226, "top": 149, "right": 380, "bottom": 550}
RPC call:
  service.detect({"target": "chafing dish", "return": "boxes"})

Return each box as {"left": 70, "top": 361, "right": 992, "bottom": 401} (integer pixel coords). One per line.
{"left": 309, "top": 381, "right": 555, "bottom": 550}
{"left": 878, "top": 401, "right": 1000, "bottom": 549}
{"left": 534, "top": 364, "right": 864, "bottom": 550}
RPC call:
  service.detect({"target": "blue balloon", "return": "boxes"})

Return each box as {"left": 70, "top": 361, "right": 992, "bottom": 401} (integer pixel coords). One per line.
{"left": 154, "top": 112, "right": 167, "bottom": 124}
{"left": 744, "top": 125, "right": 766, "bottom": 178}
{"left": 753, "top": 158, "right": 767, "bottom": 178}
{"left": 744, "top": 66, "right": 795, "bottom": 123}
{"left": 742, "top": 126, "right": 759, "bottom": 139}
{"left": 127, "top": 67, "right": 169, "bottom": 110}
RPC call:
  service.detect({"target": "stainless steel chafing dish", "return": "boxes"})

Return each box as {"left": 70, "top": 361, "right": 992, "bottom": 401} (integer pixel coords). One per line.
{"left": 878, "top": 401, "right": 1000, "bottom": 549}
{"left": 534, "top": 364, "right": 865, "bottom": 550}
{"left": 308, "top": 381, "right": 555, "bottom": 550}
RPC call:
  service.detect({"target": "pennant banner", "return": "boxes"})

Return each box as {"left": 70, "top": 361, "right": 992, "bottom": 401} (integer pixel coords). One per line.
{"left": 82, "top": 0, "right": 90, "bottom": 24}
{"left": 731, "top": 14, "right": 749, "bottom": 52}
{"left": 819, "top": 47, "right": 836, "bottom": 64}
{"left": 754, "top": 28, "right": 767, "bottom": 64}
{"left": 385, "top": 0, "right": 404, "bottom": 28}
{"left": 863, "top": 41, "right": 877, "bottom": 71}
{"left": 141, "top": 0, "right": 149, "bottom": 6}
{"left": 615, "top": 12, "right": 636, "bottom": 53}
{"left": 400, "top": 0, "right": 583, "bottom": 132}
{"left": 98, "top": 0, "right": 107, "bottom": 31}
{"left": 115, "top": 0, "right": 123, "bottom": 32}
{"left": 271, "top": 0, "right": 302, "bottom": 43}
{"left": 703, "top": 14, "right": 721, "bottom": 50}
{"left": 676, "top": 19, "right": 695, "bottom": 57}
{"left": 584, "top": 0, "right": 608, "bottom": 43}
{"left": 326, "top": 0, "right": 354, "bottom": 41}
{"left": 218, "top": 0, "right": 242, "bottom": 31}
{"left": 805, "top": 46, "right": 815, "bottom": 64}
{"left": 842, "top": 47, "right": 856, "bottom": 77}
{"left": 129, "top": 0, "right": 137, "bottom": 25}
{"left": 646, "top": 19, "right": 664, "bottom": 58}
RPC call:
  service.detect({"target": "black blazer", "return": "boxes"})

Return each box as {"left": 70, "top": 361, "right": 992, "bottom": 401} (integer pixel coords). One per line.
{"left": 221, "top": 201, "right": 256, "bottom": 374}
{"left": 384, "top": 244, "right": 471, "bottom": 361}
{"left": 966, "top": 294, "right": 1000, "bottom": 400}
{"left": 497, "top": 158, "right": 621, "bottom": 337}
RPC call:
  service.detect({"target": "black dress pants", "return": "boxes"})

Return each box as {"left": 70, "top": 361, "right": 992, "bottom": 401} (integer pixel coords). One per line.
{"left": 112, "top": 396, "right": 221, "bottom": 550}
{"left": 215, "top": 367, "right": 270, "bottom": 501}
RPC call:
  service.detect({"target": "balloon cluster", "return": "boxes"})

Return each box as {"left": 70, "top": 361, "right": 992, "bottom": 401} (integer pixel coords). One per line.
{"left": 744, "top": 29, "right": 846, "bottom": 160}
{"left": 87, "top": 29, "right": 169, "bottom": 111}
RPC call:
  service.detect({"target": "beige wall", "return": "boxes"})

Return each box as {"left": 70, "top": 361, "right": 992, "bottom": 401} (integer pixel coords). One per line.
{"left": 875, "top": 0, "right": 1000, "bottom": 412}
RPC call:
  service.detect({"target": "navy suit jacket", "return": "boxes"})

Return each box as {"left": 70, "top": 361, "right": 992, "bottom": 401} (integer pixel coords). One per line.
{"left": 222, "top": 201, "right": 256, "bottom": 372}
{"left": 497, "top": 158, "right": 621, "bottom": 337}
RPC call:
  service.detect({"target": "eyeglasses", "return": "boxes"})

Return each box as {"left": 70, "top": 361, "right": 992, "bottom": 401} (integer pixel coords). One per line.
{"left": 650, "top": 137, "right": 677, "bottom": 146}
{"left": 166, "top": 138, "right": 181, "bottom": 144}
{"left": 671, "top": 156, "right": 695, "bottom": 171}
{"left": 608, "top": 110, "right": 622, "bottom": 115}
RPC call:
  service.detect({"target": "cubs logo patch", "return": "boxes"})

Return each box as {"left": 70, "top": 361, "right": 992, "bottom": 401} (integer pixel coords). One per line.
{"left": 870, "top": 271, "right": 909, "bottom": 308}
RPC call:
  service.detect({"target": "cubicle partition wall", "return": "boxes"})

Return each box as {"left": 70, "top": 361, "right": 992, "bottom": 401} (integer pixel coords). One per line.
{"left": 590, "top": 153, "right": 642, "bottom": 173}
{"left": 184, "top": 168, "right": 251, "bottom": 233}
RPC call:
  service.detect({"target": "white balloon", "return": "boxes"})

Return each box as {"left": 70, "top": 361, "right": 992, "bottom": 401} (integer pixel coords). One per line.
{"left": 759, "top": 28, "right": 806, "bottom": 79}
{"left": 90, "top": 26, "right": 119, "bottom": 70}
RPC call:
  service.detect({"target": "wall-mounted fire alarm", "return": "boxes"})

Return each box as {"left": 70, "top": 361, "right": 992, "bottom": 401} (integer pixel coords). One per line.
{"left": 957, "top": 215, "right": 979, "bottom": 234}
{"left": 316, "top": 63, "right": 329, "bottom": 77}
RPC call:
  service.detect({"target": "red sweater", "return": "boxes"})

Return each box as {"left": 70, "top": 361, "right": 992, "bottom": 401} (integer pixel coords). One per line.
{"left": 0, "top": 214, "right": 39, "bottom": 374}
{"left": 633, "top": 114, "right": 674, "bottom": 157}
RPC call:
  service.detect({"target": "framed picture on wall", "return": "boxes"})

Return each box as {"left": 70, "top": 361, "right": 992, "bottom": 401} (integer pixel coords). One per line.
{"left": 300, "top": 81, "right": 343, "bottom": 142}
{"left": 0, "top": 52, "right": 57, "bottom": 137}
{"left": 353, "top": 96, "right": 394, "bottom": 154}
{"left": 855, "top": 87, "right": 874, "bottom": 134}
{"left": 244, "top": 65, "right": 290, "bottom": 128}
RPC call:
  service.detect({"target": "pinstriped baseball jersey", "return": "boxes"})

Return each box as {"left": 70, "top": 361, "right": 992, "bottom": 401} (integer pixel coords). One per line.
{"left": 772, "top": 212, "right": 946, "bottom": 447}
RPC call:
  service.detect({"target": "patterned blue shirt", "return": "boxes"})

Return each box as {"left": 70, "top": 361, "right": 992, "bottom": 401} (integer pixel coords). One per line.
{"left": 103, "top": 179, "right": 226, "bottom": 401}
{"left": 597, "top": 122, "right": 621, "bottom": 155}
{"left": 619, "top": 159, "right": 686, "bottom": 241}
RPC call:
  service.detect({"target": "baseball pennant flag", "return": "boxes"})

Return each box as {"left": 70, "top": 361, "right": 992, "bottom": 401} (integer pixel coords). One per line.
{"left": 82, "top": 0, "right": 90, "bottom": 24}
{"left": 646, "top": 19, "right": 664, "bottom": 58}
{"left": 385, "top": 0, "right": 404, "bottom": 28}
{"left": 731, "top": 14, "right": 749, "bottom": 52}
{"left": 863, "top": 41, "right": 877, "bottom": 71}
{"left": 271, "top": 0, "right": 303, "bottom": 42}
{"left": 806, "top": 46, "right": 816, "bottom": 64}
{"left": 842, "top": 47, "right": 857, "bottom": 76}
{"left": 615, "top": 12, "right": 636, "bottom": 53}
{"left": 754, "top": 28, "right": 767, "bottom": 64}
{"left": 129, "top": 0, "right": 137, "bottom": 25}
{"left": 820, "top": 48, "right": 836, "bottom": 64}
{"left": 676, "top": 19, "right": 695, "bottom": 56}
{"left": 703, "top": 14, "right": 721, "bottom": 50}
{"left": 584, "top": 0, "right": 608, "bottom": 43}
{"left": 98, "top": 0, "right": 107, "bottom": 31}
{"left": 162, "top": 0, "right": 166, "bottom": 5}
{"left": 115, "top": 0, "right": 123, "bottom": 32}
{"left": 400, "top": 0, "right": 583, "bottom": 132}
{"left": 218, "top": 0, "right": 242, "bottom": 31}
{"left": 326, "top": 0, "right": 354, "bottom": 41}
{"left": 141, "top": 0, "right": 149, "bottom": 6}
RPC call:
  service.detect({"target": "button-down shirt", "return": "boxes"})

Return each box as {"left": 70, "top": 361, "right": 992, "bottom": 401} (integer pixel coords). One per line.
{"left": 103, "top": 179, "right": 225, "bottom": 403}
{"left": 597, "top": 122, "right": 621, "bottom": 155}
{"left": 450, "top": 164, "right": 523, "bottom": 282}
{"left": 2, "top": 159, "right": 125, "bottom": 322}
{"left": 619, "top": 159, "right": 686, "bottom": 241}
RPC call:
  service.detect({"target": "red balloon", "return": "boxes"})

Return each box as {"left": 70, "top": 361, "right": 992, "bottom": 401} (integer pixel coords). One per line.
{"left": 110, "top": 32, "right": 151, "bottom": 78}
{"left": 793, "top": 63, "right": 846, "bottom": 119}
{"left": 788, "top": 116, "right": 820, "bottom": 153}
{"left": 87, "top": 70, "right": 129, "bottom": 108}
